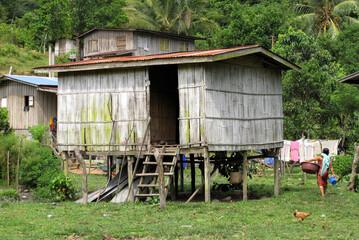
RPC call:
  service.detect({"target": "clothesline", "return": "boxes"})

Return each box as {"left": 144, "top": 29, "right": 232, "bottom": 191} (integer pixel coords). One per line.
{"left": 279, "top": 139, "right": 341, "bottom": 162}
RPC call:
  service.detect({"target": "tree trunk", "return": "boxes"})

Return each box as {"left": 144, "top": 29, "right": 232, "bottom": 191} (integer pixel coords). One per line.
{"left": 348, "top": 144, "right": 359, "bottom": 192}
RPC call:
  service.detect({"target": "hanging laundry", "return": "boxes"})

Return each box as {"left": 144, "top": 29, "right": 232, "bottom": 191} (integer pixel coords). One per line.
{"left": 290, "top": 141, "right": 300, "bottom": 161}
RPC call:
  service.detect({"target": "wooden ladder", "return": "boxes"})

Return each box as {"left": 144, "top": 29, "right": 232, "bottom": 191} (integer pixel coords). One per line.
{"left": 134, "top": 146, "right": 180, "bottom": 201}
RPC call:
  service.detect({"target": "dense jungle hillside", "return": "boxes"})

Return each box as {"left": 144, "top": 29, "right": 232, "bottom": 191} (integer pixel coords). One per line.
{"left": 2, "top": 0, "right": 359, "bottom": 149}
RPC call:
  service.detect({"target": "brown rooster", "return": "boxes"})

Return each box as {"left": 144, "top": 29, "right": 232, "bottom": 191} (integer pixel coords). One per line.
{"left": 293, "top": 211, "right": 312, "bottom": 222}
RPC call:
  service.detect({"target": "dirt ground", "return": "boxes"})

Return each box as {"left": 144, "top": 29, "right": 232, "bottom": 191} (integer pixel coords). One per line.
{"left": 69, "top": 167, "right": 106, "bottom": 175}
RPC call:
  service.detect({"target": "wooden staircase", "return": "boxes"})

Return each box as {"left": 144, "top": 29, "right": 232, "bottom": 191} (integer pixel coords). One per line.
{"left": 134, "top": 146, "right": 180, "bottom": 201}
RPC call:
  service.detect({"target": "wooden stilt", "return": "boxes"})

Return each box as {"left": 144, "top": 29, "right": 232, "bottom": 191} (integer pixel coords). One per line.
{"left": 88, "top": 155, "right": 92, "bottom": 174}
{"left": 61, "top": 152, "right": 69, "bottom": 177}
{"left": 127, "top": 156, "right": 134, "bottom": 202}
{"left": 274, "top": 148, "right": 280, "bottom": 196}
{"left": 180, "top": 154, "right": 184, "bottom": 192}
{"left": 75, "top": 149, "right": 88, "bottom": 204}
{"left": 174, "top": 162, "right": 179, "bottom": 198}
{"left": 243, "top": 151, "right": 248, "bottom": 201}
{"left": 190, "top": 154, "right": 195, "bottom": 193}
{"left": 204, "top": 147, "right": 210, "bottom": 203}
{"left": 115, "top": 155, "right": 119, "bottom": 174}
{"left": 107, "top": 156, "right": 112, "bottom": 181}
{"left": 155, "top": 148, "right": 166, "bottom": 209}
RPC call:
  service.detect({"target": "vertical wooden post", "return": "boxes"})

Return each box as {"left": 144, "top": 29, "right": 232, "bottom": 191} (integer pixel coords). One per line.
{"left": 107, "top": 156, "right": 112, "bottom": 181}
{"left": 190, "top": 154, "right": 195, "bottom": 193}
{"left": 88, "top": 155, "right": 92, "bottom": 174}
{"left": 242, "top": 151, "right": 248, "bottom": 201}
{"left": 174, "top": 162, "right": 179, "bottom": 198}
{"left": 61, "top": 152, "right": 69, "bottom": 177}
{"left": 16, "top": 138, "right": 22, "bottom": 191}
{"left": 274, "top": 148, "right": 280, "bottom": 196}
{"left": 127, "top": 156, "right": 134, "bottom": 202}
{"left": 154, "top": 148, "right": 166, "bottom": 209}
{"left": 180, "top": 154, "right": 184, "bottom": 192}
{"left": 204, "top": 147, "right": 211, "bottom": 203}
{"left": 7, "top": 151, "right": 10, "bottom": 188}
{"left": 75, "top": 149, "right": 87, "bottom": 204}
{"left": 115, "top": 155, "right": 119, "bottom": 174}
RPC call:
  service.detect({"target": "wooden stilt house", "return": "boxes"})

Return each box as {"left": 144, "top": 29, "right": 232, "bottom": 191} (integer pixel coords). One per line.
{"left": 35, "top": 45, "right": 300, "bottom": 204}
{"left": 0, "top": 75, "right": 58, "bottom": 134}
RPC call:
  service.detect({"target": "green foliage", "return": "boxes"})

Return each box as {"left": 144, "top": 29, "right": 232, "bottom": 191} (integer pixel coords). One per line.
{"left": 28, "top": 123, "right": 50, "bottom": 144}
{"left": 48, "top": 175, "right": 76, "bottom": 201}
{"left": 19, "top": 141, "right": 61, "bottom": 189}
{"left": 0, "top": 134, "right": 19, "bottom": 181}
{"left": 333, "top": 153, "right": 354, "bottom": 178}
{"left": 214, "top": 152, "right": 243, "bottom": 179}
{"left": 0, "top": 189, "right": 20, "bottom": 201}
{"left": 0, "top": 107, "right": 12, "bottom": 134}
{"left": 145, "top": 196, "right": 159, "bottom": 205}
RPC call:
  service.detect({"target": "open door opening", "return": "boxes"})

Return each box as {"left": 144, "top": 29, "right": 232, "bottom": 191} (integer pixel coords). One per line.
{"left": 149, "top": 65, "right": 179, "bottom": 145}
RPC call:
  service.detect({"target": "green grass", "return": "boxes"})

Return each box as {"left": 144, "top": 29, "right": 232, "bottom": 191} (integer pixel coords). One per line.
{"left": 0, "top": 168, "right": 358, "bottom": 239}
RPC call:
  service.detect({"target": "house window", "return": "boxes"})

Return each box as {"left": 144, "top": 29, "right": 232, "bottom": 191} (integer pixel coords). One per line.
{"left": 138, "top": 36, "right": 148, "bottom": 49}
{"left": 88, "top": 40, "right": 98, "bottom": 52}
{"left": 180, "top": 42, "right": 189, "bottom": 51}
{"left": 1, "top": 98, "right": 6, "bottom": 108}
{"left": 24, "top": 95, "right": 34, "bottom": 111}
{"left": 117, "top": 36, "right": 127, "bottom": 50}
{"left": 160, "top": 39, "right": 169, "bottom": 51}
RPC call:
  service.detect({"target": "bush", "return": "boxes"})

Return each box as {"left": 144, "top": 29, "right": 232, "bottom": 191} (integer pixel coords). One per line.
{"left": 29, "top": 124, "right": 50, "bottom": 144}
{"left": 333, "top": 153, "right": 354, "bottom": 179}
{"left": 0, "top": 189, "right": 20, "bottom": 201}
{"left": 0, "top": 107, "right": 12, "bottom": 134}
{"left": 49, "top": 175, "right": 76, "bottom": 201}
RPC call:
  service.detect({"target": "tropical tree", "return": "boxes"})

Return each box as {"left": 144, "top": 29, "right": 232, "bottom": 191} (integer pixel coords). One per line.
{"left": 294, "top": 0, "right": 359, "bottom": 38}
{"left": 123, "top": 0, "right": 217, "bottom": 35}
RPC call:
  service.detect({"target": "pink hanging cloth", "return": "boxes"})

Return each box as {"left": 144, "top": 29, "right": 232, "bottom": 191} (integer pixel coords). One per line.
{"left": 290, "top": 141, "right": 300, "bottom": 162}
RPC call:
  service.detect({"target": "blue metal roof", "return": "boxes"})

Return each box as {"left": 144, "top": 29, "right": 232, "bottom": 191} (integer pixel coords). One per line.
{"left": 3, "top": 75, "right": 58, "bottom": 86}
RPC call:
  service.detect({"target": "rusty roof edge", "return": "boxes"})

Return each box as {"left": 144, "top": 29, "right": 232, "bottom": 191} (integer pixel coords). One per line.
{"left": 34, "top": 56, "right": 215, "bottom": 73}
{"left": 212, "top": 46, "right": 301, "bottom": 72}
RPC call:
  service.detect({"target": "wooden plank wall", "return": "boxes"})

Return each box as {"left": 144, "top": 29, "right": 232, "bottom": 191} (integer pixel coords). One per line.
{"left": 58, "top": 68, "right": 148, "bottom": 152}
{"left": 178, "top": 64, "right": 205, "bottom": 145}
{"left": 204, "top": 61, "right": 283, "bottom": 151}
{"left": 83, "top": 30, "right": 195, "bottom": 57}
{"left": 0, "top": 81, "right": 57, "bottom": 130}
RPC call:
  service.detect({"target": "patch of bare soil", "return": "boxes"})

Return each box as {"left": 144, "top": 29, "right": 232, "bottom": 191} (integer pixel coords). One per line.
{"left": 69, "top": 167, "right": 106, "bottom": 175}
{"left": 19, "top": 189, "right": 34, "bottom": 201}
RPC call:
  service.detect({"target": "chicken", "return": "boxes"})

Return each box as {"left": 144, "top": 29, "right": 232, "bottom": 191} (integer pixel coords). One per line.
{"left": 293, "top": 211, "right": 312, "bottom": 222}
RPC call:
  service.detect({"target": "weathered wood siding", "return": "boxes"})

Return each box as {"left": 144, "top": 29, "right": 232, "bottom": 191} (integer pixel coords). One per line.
{"left": 0, "top": 81, "right": 57, "bottom": 130}
{"left": 203, "top": 62, "right": 283, "bottom": 151}
{"left": 178, "top": 64, "right": 205, "bottom": 145}
{"left": 83, "top": 30, "right": 195, "bottom": 58}
{"left": 133, "top": 33, "right": 195, "bottom": 56}
{"left": 83, "top": 30, "right": 134, "bottom": 57}
{"left": 58, "top": 68, "right": 148, "bottom": 152}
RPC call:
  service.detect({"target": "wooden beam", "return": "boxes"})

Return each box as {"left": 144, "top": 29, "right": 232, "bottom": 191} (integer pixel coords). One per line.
{"left": 75, "top": 149, "right": 88, "bottom": 204}
{"left": 204, "top": 147, "right": 210, "bottom": 203}
{"left": 154, "top": 148, "right": 166, "bottom": 209}
{"left": 127, "top": 156, "right": 134, "bottom": 202}
{"left": 190, "top": 154, "right": 195, "bottom": 193}
{"left": 274, "top": 148, "right": 280, "bottom": 196}
{"left": 242, "top": 151, "right": 248, "bottom": 201}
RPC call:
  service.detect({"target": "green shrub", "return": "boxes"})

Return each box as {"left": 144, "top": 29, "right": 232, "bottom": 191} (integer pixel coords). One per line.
{"left": 29, "top": 124, "right": 50, "bottom": 144}
{"left": 49, "top": 175, "right": 76, "bottom": 201}
{"left": 0, "top": 107, "right": 12, "bottom": 134}
{"left": 19, "top": 141, "right": 61, "bottom": 188}
{"left": 0, "top": 189, "right": 20, "bottom": 201}
{"left": 0, "top": 133, "right": 19, "bottom": 180}
{"left": 333, "top": 153, "right": 354, "bottom": 179}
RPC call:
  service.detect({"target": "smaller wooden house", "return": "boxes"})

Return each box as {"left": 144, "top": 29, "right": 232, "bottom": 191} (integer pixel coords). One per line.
{"left": 0, "top": 75, "right": 58, "bottom": 133}
{"left": 78, "top": 27, "right": 201, "bottom": 59}
{"left": 55, "top": 38, "right": 76, "bottom": 60}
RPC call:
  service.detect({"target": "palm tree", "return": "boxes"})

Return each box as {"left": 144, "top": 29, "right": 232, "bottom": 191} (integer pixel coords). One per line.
{"left": 123, "top": 0, "right": 217, "bottom": 35}
{"left": 294, "top": 0, "right": 359, "bottom": 38}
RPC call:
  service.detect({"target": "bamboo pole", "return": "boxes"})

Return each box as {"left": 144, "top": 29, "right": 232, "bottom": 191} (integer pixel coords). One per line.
{"left": 243, "top": 151, "right": 248, "bottom": 201}
{"left": 16, "top": 138, "right": 22, "bottom": 191}
{"left": 7, "top": 151, "right": 10, "bottom": 188}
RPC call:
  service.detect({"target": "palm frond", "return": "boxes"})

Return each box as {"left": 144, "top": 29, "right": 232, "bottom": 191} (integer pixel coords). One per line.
{"left": 342, "top": 15, "right": 359, "bottom": 24}
{"left": 293, "top": 3, "right": 317, "bottom": 14}
{"left": 333, "top": 0, "right": 359, "bottom": 15}
{"left": 328, "top": 18, "right": 341, "bottom": 38}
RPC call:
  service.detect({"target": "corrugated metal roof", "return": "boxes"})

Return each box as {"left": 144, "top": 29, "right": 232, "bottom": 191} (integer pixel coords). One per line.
{"left": 338, "top": 71, "right": 359, "bottom": 84}
{"left": 2, "top": 75, "right": 58, "bottom": 86}
{"left": 37, "top": 45, "right": 261, "bottom": 69}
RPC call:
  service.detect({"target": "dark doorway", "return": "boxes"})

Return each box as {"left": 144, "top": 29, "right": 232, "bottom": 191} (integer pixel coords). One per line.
{"left": 149, "top": 65, "right": 179, "bottom": 144}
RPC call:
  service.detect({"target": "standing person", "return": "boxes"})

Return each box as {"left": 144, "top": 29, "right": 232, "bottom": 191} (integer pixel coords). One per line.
{"left": 302, "top": 148, "right": 336, "bottom": 197}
